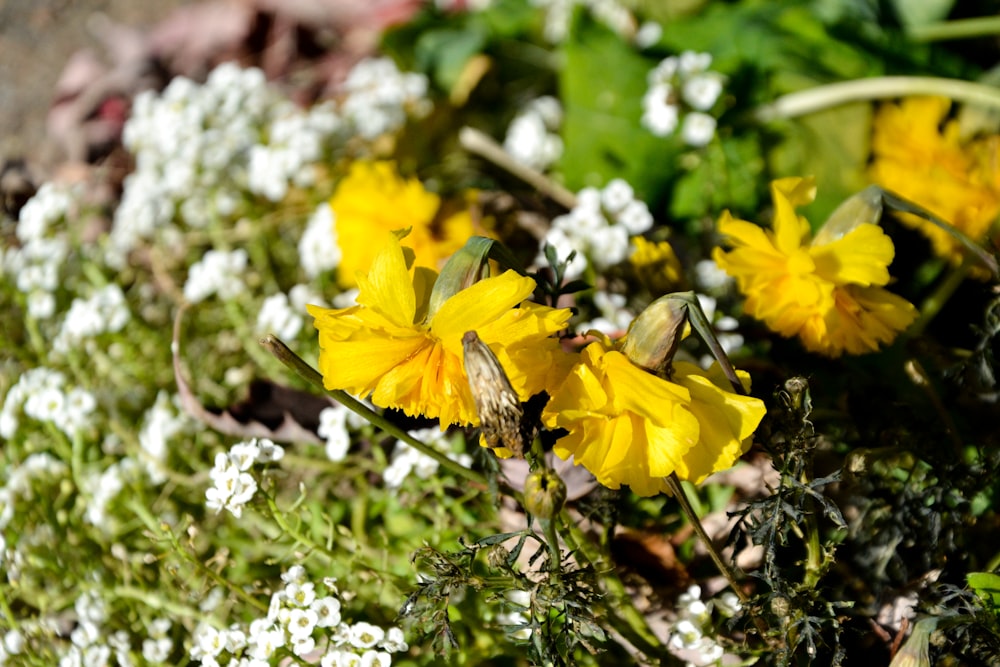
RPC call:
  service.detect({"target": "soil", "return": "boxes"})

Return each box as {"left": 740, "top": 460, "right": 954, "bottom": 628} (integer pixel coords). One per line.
{"left": 0, "top": 0, "right": 187, "bottom": 159}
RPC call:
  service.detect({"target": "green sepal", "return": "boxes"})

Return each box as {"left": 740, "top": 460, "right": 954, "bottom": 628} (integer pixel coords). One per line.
{"left": 428, "top": 236, "right": 529, "bottom": 320}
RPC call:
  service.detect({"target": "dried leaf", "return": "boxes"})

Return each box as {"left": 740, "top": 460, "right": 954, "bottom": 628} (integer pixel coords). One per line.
{"left": 172, "top": 306, "right": 327, "bottom": 444}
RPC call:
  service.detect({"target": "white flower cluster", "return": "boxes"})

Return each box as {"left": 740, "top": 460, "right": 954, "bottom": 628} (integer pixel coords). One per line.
{"left": 695, "top": 294, "right": 745, "bottom": 369}
{"left": 533, "top": 0, "right": 636, "bottom": 43}
{"left": 138, "top": 391, "right": 189, "bottom": 485}
{"left": 668, "top": 585, "right": 742, "bottom": 666}
{"left": 52, "top": 284, "right": 131, "bottom": 354}
{"left": 339, "top": 57, "right": 431, "bottom": 140}
{"left": 642, "top": 51, "right": 725, "bottom": 147}
{"left": 383, "top": 428, "right": 472, "bottom": 489}
{"left": 111, "top": 57, "right": 429, "bottom": 266}
{"left": 0, "top": 453, "right": 69, "bottom": 533}
{"left": 190, "top": 565, "right": 408, "bottom": 666}
{"left": 578, "top": 290, "right": 635, "bottom": 337}
{"left": 256, "top": 284, "right": 323, "bottom": 342}
{"left": 299, "top": 202, "right": 342, "bottom": 280}
{"left": 538, "top": 178, "right": 654, "bottom": 280}
{"left": 205, "top": 438, "right": 285, "bottom": 518}
{"left": 503, "top": 96, "right": 563, "bottom": 171}
{"left": 183, "top": 248, "right": 249, "bottom": 304}
{"left": 317, "top": 402, "right": 369, "bottom": 463}
{"left": 82, "top": 457, "right": 143, "bottom": 530}
{"left": 0, "top": 367, "right": 97, "bottom": 439}
{"left": 4, "top": 183, "right": 75, "bottom": 319}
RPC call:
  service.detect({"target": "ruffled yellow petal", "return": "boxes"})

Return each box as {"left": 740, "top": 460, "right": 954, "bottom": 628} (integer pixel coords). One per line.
{"left": 771, "top": 177, "right": 816, "bottom": 255}
{"left": 431, "top": 270, "right": 538, "bottom": 352}
{"left": 810, "top": 223, "right": 894, "bottom": 287}
{"left": 355, "top": 235, "right": 418, "bottom": 327}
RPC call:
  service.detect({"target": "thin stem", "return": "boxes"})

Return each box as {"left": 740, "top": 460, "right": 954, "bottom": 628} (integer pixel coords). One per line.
{"left": 459, "top": 126, "right": 578, "bottom": 209}
{"left": 751, "top": 76, "right": 1000, "bottom": 124}
{"left": 666, "top": 474, "right": 747, "bottom": 605}
{"left": 260, "top": 335, "right": 488, "bottom": 487}
{"left": 909, "top": 260, "right": 974, "bottom": 337}
{"left": 907, "top": 16, "right": 1000, "bottom": 42}
{"left": 666, "top": 474, "right": 771, "bottom": 640}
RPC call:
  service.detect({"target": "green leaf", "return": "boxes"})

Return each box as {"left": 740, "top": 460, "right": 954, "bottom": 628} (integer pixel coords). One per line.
{"left": 968, "top": 572, "right": 1000, "bottom": 609}
{"left": 890, "top": 0, "right": 955, "bottom": 28}
{"left": 670, "top": 133, "right": 765, "bottom": 221}
{"left": 415, "top": 27, "right": 488, "bottom": 94}
{"left": 558, "top": 14, "right": 677, "bottom": 205}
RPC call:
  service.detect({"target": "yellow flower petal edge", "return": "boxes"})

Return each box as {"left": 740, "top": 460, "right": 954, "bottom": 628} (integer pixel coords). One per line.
{"left": 309, "top": 235, "right": 572, "bottom": 428}
{"left": 869, "top": 96, "right": 1000, "bottom": 267}
{"left": 713, "top": 177, "right": 918, "bottom": 357}
{"left": 542, "top": 340, "right": 766, "bottom": 497}
{"left": 331, "top": 160, "right": 482, "bottom": 287}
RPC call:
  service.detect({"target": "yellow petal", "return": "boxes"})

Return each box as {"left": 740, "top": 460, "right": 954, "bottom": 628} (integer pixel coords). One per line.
{"left": 430, "top": 270, "right": 537, "bottom": 347}
{"left": 810, "top": 223, "right": 894, "bottom": 286}
{"left": 355, "top": 236, "right": 418, "bottom": 327}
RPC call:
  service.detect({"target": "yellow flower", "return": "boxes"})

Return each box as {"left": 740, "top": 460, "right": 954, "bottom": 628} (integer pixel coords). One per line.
{"left": 331, "top": 160, "right": 482, "bottom": 287}
{"left": 869, "top": 96, "right": 1000, "bottom": 264}
{"left": 630, "top": 237, "right": 683, "bottom": 295}
{"left": 712, "top": 177, "right": 918, "bottom": 357}
{"left": 308, "top": 235, "right": 572, "bottom": 427}
{"left": 541, "top": 338, "right": 766, "bottom": 497}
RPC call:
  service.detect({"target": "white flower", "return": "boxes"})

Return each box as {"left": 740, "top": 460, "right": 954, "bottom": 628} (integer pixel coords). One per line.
{"left": 299, "top": 203, "right": 340, "bottom": 280}
{"left": 318, "top": 406, "right": 351, "bottom": 462}
{"left": 282, "top": 565, "right": 308, "bottom": 584}
{"left": 229, "top": 441, "right": 261, "bottom": 471}
{"left": 682, "top": 73, "right": 723, "bottom": 111}
{"left": 616, "top": 199, "right": 654, "bottom": 235}
{"left": 379, "top": 627, "right": 408, "bottom": 653}
{"left": 257, "top": 292, "right": 304, "bottom": 341}
{"left": 360, "top": 650, "right": 391, "bottom": 667}
{"left": 255, "top": 438, "right": 284, "bottom": 463}
{"left": 312, "top": 596, "right": 342, "bottom": 628}
{"left": 641, "top": 87, "right": 680, "bottom": 137}
{"left": 347, "top": 622, "right": 385, "bottom": 650}
{"left": 681, "top": 112, "right": 717, "bottom": 147}
{"left": 600, "top": 179, "right": 634, "bottom": 214}
{"left": 285, "top": 581, "right": 317, "bottom": 608}
{"left": 248, "top": 627, "right": 285, "bottom": 660}
{"left": 678, "top": 50, "right": 713, "bottom": 75}
{"left": 183, "top": 249, "right": 249, "bottom": 303}
{"left": 287, "top": 608, "right": 319, "bottom": 640}
{"left": 634, "top": 21, "right": 663, "bottom": 49}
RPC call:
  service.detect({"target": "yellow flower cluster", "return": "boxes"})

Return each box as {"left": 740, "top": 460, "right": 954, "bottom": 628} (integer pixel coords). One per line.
{"left": 869, "top": 96, "right": 1000, "bottom": 265}
{"left": 330, "top": 161, "right": 482, "bottom": 287}
{"left": 713, "top": 177, "right": 918, "bottom": 357}
{"left": 308, "top": 235, "right": 571, "bottom": 428}
{"left": 541, "top": 338, "right": 765, "bottom": 496}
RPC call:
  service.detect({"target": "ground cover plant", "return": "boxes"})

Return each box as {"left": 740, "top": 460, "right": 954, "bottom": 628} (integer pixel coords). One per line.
{"left": 3, "top": 0, "right": 1000, "bottom": 665}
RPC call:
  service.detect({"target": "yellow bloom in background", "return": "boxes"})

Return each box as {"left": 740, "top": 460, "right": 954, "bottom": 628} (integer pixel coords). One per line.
{"left": 630, "top": 237, "right": 683, "bottom": 295}
{"left": 331, "top": 160, "right": 481, "bottom": 287}
{"left": 541, "top": 338, "right": 766, "bottom": 497}
{"left": 712, "top": 177, "right": 918, "bottom": 357}
{"left": 869, "top": 96, "right": 1000, "bottom": 264}
{"left": 308, "top": 235, "right": 571, "bottom": 427}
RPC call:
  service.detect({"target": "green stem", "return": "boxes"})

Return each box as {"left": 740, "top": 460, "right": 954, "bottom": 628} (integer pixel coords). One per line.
{"left": 666, "top": 474, "right": 748, "bottom": 606}
{"left": 907, "top": 16, "right": 1000, "bottom": 42}
{"left": 259, "top": 335, "right": 488, "bottom": 487}
{"left": 909, "top": 260, "right": 973, "bottom": 337}
{"left": 752, "top": 76, "right": 1000, "bottom": 123}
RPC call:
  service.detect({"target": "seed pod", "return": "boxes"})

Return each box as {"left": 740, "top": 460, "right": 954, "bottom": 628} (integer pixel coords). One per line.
{"left": 462, "top": 330, "right": 525, "bottom": 457}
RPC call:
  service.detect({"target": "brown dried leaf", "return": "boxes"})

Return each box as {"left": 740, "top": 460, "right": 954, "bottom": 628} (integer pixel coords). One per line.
{"left": 172, "top": 306, "right": 327, "bottom": 444}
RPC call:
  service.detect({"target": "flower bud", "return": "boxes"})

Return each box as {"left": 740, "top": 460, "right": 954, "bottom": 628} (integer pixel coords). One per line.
{"left": 523, "top": 468, "right": 567, "bottom": 519}
{"left": 619, "top": 294, "right": 689, "bottom": 376}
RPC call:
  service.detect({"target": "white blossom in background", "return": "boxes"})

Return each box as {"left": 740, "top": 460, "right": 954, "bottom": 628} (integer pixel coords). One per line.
{"left": 667, "top": 585, "right": 743, "bottom": 665}
{"left": 696, "top": 295, "right": 745, "bottom": 368}
{"left": 504, "top": 96, "right": 564, "bottom": 171}
{"left": 642, "top": 51, "right": 725, "bottom": 147}
{"left": 383, "top": 428, "right": 472, "bottom": 489}
{"left": 534, "top": 0, "right": 636, "bottom": 43}
{"left": 183, "top": 248, "right": 249, "bottom": 303}
{"left": 192, "top": 569, "right": 407, "bottom": 666}
{"left": 0, "top": 367, "right": 97, "bottom": 439}
{"left": 693, "top": 257, "right": 733, "bottom": 295}
{"left": 340, "top": 57, "right": 431, "bottom": 139}
{"left": 537, "top": 178, "right": 653, "bottom": 279}
{"left": 82, "top": 458, "right": 142, "bottom": 530}
{"left": 204, "top": 438, "right": 283, "bottom": 518}
{"left": 299, "top": 203, "right": 341, "bottom": 279}
{"left": 257, "top": 292, "right": 304, "bottom": 341}
{"left": 578, "top": 291, "right": 634, "bottom": 336}
{"left": 4, "top": 184, "right": 73, "bottom": 317}
{"left": 111, "top": 58, "right": 429, "bottom": 267}
{"left": 52, "top": 284, "right": 131, "bottom": 354}
{"left": 138, "top": 392, "right": 188, "bottom": 485}
{"left": 634, "top": 21, "right": 663, "bottom": 49}
{"left": 318, "top": 405, "right": 351, "bottom": 462}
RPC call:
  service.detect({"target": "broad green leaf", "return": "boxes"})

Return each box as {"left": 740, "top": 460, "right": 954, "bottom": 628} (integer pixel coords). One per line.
{"left": 558, "top": 15, "right": 677, "bottom": 205}
{"left": 968, "top": 572, "right": 1000, "bottom": 609}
